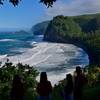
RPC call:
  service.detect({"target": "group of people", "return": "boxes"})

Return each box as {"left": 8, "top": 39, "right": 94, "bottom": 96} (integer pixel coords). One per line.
{"left": 63, "top": 66, "right": 87, "bottom": 100}
{"left": 10, "top": 66, "right": 87, "bottom": 100}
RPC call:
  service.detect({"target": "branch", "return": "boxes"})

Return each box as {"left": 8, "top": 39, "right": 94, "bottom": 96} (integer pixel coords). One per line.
{"left": 0, "top": 0, "right": 57, "bottom": 7}
{"left": 40, "top": 0, "right": 57, "bottom": 7}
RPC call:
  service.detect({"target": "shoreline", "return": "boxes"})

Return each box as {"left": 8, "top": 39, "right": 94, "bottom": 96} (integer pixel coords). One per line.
{"left": 44, "top": 36, "right": 92, "bottom": 65}
{"left": 0, "top": 41, "right": 88, "bottom": 86}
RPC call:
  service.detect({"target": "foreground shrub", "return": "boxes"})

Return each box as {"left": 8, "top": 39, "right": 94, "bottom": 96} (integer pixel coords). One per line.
{"left": 0, "top": 59, "right": 38, "bottom": 100}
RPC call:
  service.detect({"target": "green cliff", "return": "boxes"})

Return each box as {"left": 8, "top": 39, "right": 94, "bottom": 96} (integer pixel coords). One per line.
{"left": 44, "top": 13, "right": 100, "bottom": 65}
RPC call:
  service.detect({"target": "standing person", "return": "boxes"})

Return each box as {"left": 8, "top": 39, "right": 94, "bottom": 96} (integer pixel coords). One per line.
{"left": 64, "top": 74, "right": 73, "bottom": 100}
{"left": 74, "top": 66, "right": 87, "bottom": 100}
{"left": 37, "top": 72, "right": 52, "bottom": 100}
{"left": 10, "top": 75, "right": 25, "bottom": 100}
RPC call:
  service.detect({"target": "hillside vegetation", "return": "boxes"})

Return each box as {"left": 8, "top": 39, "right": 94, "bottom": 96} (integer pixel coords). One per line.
{"left": 44, "top": 13, "right": 100, "bottom": 65}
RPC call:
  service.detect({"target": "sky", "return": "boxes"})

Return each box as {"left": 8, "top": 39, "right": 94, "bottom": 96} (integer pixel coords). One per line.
{"left": 0, "top": 0, "right": 100, "bottom": 30}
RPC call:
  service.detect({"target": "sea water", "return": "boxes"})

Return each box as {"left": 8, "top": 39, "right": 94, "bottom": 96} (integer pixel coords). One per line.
{"left": 0, "top": 32, "right": 89, "bottom": 85}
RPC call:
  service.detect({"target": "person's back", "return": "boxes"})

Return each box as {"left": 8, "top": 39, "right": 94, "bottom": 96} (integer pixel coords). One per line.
{"left": 74, "top": 66, "right": 87, "bottom": 100}
{"left": 37, "top": 72, "right": 52, "bottom": 100}
{"left": 64, "top": 74, "right": 73, "bottom": 100}
{"left": 11, "top": 75, "right": 25, "bottom": 100}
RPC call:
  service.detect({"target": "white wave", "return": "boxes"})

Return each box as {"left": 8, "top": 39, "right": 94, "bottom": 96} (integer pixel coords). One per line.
{"left": 10, "top": 48, "right": 29, "bottom": 53}
{"left": 1, "top": 41, "right": 88, "bottom": 86}
{"left": 31, "top": 41, "right": 37, "bottom": 46}
{"left": 0, "top": 54, "right": 7, "bottom": 60}
{"left": 0, "top": 39, "right": 18, "bottom": 42}
{"left": 31, "top": 55, "right": 52, "bottom": 66}
{"left": 7, "top": 42, "right": 89, "bottom": 66}
{"left": 0, "top": 54, "right": 8, "bottom": 67}
{"left": 10, "top": 43, "right": 59, "bottom": 65}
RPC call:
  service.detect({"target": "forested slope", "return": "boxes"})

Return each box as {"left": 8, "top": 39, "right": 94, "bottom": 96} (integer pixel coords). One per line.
{"left": 44, "top": 13, "right": 100, "bottom": 65}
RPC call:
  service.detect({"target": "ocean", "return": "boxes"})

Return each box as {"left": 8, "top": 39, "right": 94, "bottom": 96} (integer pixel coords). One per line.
{"left": 0, "top": 32, "right": 89, "bottom": 85}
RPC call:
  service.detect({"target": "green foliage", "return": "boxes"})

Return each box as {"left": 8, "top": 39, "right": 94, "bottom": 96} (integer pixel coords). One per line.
{"left": 82, "top": 84, "right": 100, "bottom": 100}
{"left": 74, "top": 15, "right": 100, "bottom": 33}
{"left": 82, "top": 65, "right": 100, "bottom": 100}
{"left": 52, "top": 65, "right": 100, "bottom": 100}
{"left": 40, "top": 0, "right": 56, "bottom": 7}
{"left": 0, "top": 0, "right": 56, "bottom": 7}
{"left": 0, "top": 59, "right": 38, "bottom": 100}
{"left": 45, "top": 15, "right": 81, "bottom": 38}
{"left": 52, "top": 85, "right": 63, "bottom": 100}
{"left": 86, "top": 65, "right": 100, "bottom": 85}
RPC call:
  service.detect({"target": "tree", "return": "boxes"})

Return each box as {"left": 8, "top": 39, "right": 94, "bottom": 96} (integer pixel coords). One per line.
{"left": 0, "top": 59, "right": 39, "bottom": 99}
{"left": 0, "top": 0, "right": 56, "bottom": 7}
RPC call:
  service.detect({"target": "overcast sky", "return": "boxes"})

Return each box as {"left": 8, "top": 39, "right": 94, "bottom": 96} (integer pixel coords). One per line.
{"left": 0, "top": 0, "right": 100, "bottom": 30}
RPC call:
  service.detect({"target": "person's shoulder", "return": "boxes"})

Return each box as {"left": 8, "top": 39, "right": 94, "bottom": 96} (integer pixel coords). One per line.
{"left": 46, "top": 81, "right": 52, "bottom": 86}
{"left": 81, "top": 74, "right": 86, "bottom": 78}
{"left": 47, "top": 81, "right": 51, "bottom": 84}
{"left": 37, "top": 82, "right": 41, "bottom": 86}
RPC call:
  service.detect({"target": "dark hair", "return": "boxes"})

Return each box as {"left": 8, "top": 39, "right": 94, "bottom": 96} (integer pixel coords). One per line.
{"left": 66, "top": 74, "right": 73, "bottom": 84}
{"left": 40, "top": 72, "right": 47, "bottom": 82}
{"left": 11, "top": 75, "right": 25, "bottom": 100}
{"left": 13, "top": 75, "right": 21, "bottom": 84}
{"left": 65, "top": 74, "right": 73, "bottom": 94}
{"left": 76, "top": 66, "right": 82, "bottom": 74}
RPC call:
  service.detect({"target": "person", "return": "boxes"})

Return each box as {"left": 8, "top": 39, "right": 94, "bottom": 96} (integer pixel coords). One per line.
{"left": 74, "top": 66, "right": 87, "bottom": 100}
{"left": 10, "top": 75, "right": 25, "bottom": 100}
{"left": 37, "top": 72, "right": 52, "bottom": 100}
{"left": 64, "top": 74, "right": 73, "bottom": 100}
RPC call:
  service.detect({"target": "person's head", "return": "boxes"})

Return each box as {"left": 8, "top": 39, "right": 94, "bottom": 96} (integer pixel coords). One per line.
{"left": 13, "top": 74, "right": 22, "bottom": 86}
{"left": 66, "top": 74, "right": 73, "bottom": 83}
{"left": 40, "top": 72, "right": 47, "bottom": 82}
{"left": 13, "top": 75, "right": 21, "bottom": 82}
{"left": 76, "top": 66, "right": 82, "bottom": 74}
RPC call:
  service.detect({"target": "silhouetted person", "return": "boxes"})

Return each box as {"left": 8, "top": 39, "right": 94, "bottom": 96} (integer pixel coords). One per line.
{"left": 64, "top": 74, "right": 73, "bottom": 100}
{"left": 37, "top": 72, "right": 52, "bottom": 100}
{"left": 74, "top": 66, "right": 87, "bottom": 100}
{"left": 10, "top": 75, "right": 25, "bottom": 100}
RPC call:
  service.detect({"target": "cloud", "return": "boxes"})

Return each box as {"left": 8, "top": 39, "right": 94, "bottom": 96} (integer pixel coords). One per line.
{"left": 44, "top": 0, "right": 100, "bottom": 18}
